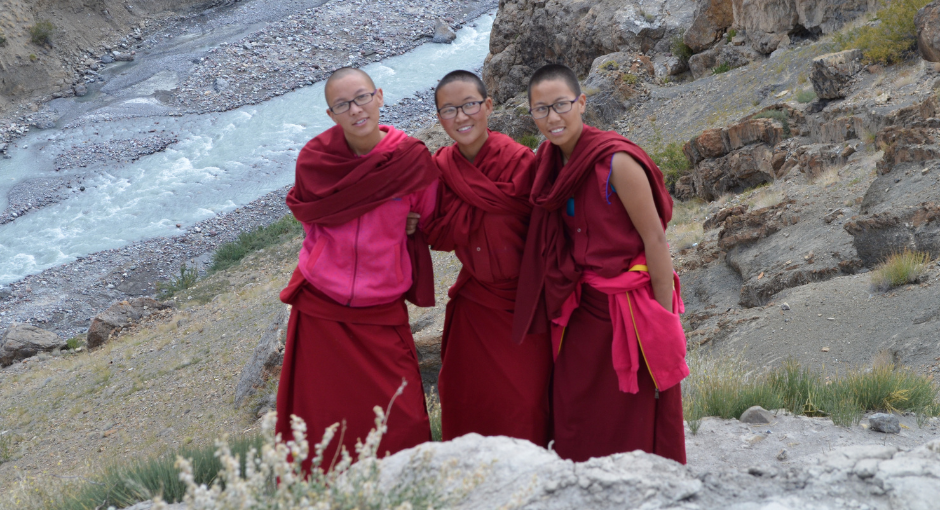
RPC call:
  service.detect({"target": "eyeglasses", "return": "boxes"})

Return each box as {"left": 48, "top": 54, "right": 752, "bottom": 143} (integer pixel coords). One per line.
{"left": 437, "top": 101, "right": 484, "bottom": 120}
{"left": 529, "top": 98, "right": 577, "bottom": 120}
{"left": 329, "top": 90, "right": 378, "bottom": 114}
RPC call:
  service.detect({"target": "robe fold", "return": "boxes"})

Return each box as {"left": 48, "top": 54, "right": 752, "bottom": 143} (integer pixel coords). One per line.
{"left": 514, "top": 125, "right": 686, "bottom": 463}
{"left": 424, "top": 131, "right": 552, "bottom": 446}
{"left": 276, "top": 125, "right": 438, "bottom": 472}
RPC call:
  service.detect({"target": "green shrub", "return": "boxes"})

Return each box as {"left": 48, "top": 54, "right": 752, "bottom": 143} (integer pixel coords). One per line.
{"left": 670, "top": 30, "right": 693, "bottom": 64}
{"left": 796, "top": 88, "right": 817, "bottom": 103}
{"left": 683, "top": 352, "right": 940, "bottom": 434}
{"left": 621, "top": 72, "right": 639, "bottom": 85}
{"left": 29, "top": 20, "right": 54, "bottom": 46}
{"left": 0, "top": 432, "right": 18, "bottom": 465}
{"left": 753, "top": 109, "right": 792, "bottom": 137}
{"left": 0, "top": 29, "right": 7, "bottom": 47}
{"left": 211, "top": 214, "right": 304, "bottom": 273}
{"left": 515, "top": 133, "right": 541, "bottom": 150}
{"left": 65, "top": 336, "right": 84, "bottom": 350}
{"left": 426, "top": 389, "right": 443, "bottom": 442}
{"left": 649, "top": 140, "right": 691, "bottom": 190}
{"left": 711, "top": 62, "right": 732, "bottom": 75}
{"left": 600, "top": 59, "right": 619, "bottom": 71}
{"left": 870, "top": 249, "right": 931, "bottom": 291}
{"left": 726, "top": 28, "right": 737, "bottom": 43}
{"left": 834, "top": 0, "right": 932, "bottom": 64}
{"left": 156, "top": 262, "right": 199, "bottom": 299}
{"left": 58, "top": 435, "right": 264, "bottom": 509}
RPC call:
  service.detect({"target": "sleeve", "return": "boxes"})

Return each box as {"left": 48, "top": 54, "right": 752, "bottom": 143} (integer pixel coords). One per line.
{"left": 412, "top": 178, "right": 440, "bottom": 230}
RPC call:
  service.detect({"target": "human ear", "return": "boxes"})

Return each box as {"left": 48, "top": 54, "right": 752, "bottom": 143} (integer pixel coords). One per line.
{"left": 375, "top": 88, "right": 384, "bottom": 108}
{"left": 327, "top": 108, "right": 339, "bottom": 125}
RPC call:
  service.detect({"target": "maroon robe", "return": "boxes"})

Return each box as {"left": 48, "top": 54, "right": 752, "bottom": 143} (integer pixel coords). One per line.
{"left": 276, "top": 126, "right": 439, "bottom": 472}
{"left": 424, "top": 131, "right": 552, "bottom": 446}
{"left": 515, "top": 125, "right": 686, "bottom": 463}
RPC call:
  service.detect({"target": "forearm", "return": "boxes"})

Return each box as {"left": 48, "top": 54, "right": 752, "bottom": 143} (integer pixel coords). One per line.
{"left": 644, "top": 237, "right": 675, "bottom": 312}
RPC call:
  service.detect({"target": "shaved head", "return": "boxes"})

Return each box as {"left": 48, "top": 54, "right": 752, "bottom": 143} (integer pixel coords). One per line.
{"left": 324, "top": 67, "right": 376, "bottom": 105}
{"left": 528, "top": 64, "right": 581, "bottom": 104}
{"left": 435, "top": 70, "right": 487, "bottom": 108}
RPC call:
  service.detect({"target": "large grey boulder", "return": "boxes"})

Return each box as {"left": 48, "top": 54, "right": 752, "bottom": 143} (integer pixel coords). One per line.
{"left": 0, "top": 324, "right": 66, "bottom": 366}
{"left": 481, "top": 0, "right": 696, "bottom": 103}
{"left": 915, "top": 1, "right": 940, "bottom": 63}
{"left": 740, "top": 0, "right": 798, "bottom": 54}
{"left": 375, "top": 435, "right": 940, "bottom": 508}
{"left": 86, "top": 297, "right": 170, "bottom": 349}
{"left": 810, "top": 49, "right": 863, "bottom": 99}
{"left": 234, "top": 305, "right": 289, "bottom": 409}
{"left": 431, "top": 20, "right": 457, "bottom": 44}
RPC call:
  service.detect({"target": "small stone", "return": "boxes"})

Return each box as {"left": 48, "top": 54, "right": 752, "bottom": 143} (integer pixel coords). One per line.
{"left": 821, "top": 347, "right": 830, "bottom": 352}
{"left": 869, "top": 413, "right": 900, "bottom": 434}
{"left": 781, "top": 303, "right": 790, "bottom": 311}
{"left": 776, "top": 449, "right": 788, "bottom": 461}
{"left": 740, "top": 406, "right": 775, "bottom": 424}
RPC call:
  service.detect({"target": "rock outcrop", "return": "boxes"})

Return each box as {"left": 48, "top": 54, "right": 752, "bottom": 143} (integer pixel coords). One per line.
{"left": 234, "top": 305, "right": 289, "bottom": 410}
{"left": 376, "top": 434, "right": 940, "bottom": 509}
{"left": 684, "top": 0, "right": 734, "bottom": 53}
{"left": 915, "top": 0, "right": 940, "bottom": 63}
{"left": 431, "top": 20, "right": 457, "bottom": 44}
{"left": 735, "top": 0, "right": 873, "bottom": 55}
{"left": 681, "top": 114, "right": 792, "bottom": 200}
{"left": 481, "top": 0, "right": 696, "bottom": 103}
{"left": 582, "top": 52, "right": 653, "bottom": 128}
{"left": 0, "top": 324, "right": 66, "bottom": 366}
{"left": 811, "top": 49, "right": 863, "bottom": 100}
{"left": 86, "top": 297, "right": 171, "bottom": 349}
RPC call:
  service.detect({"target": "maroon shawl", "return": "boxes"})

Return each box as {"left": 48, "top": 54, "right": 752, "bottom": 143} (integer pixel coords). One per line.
{"left": 424, "top": 131, "right": 534, "bottom": 251}
{"left": 511, "top": 125, "right": 672, "bottom": 343}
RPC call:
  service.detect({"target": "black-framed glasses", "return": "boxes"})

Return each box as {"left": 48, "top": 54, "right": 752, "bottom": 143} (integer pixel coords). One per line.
{"left": 529, "top": 98, "right": 577, "bottom": 120}
{"left": 437, "top": 101, "right": 484, "bottom": 120}
{"left": 329, "top": 90, "right": 378, "bottom": 114}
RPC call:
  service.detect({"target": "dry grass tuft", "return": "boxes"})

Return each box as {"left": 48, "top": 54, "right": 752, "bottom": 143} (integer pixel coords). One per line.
{"left": 870, "top": 249, "right": 931, "bottom": 291}
{"left": 667, "top": 199, "right": 707, "bottom": 250}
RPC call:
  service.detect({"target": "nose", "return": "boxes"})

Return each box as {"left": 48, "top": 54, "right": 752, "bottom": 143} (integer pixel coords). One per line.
{"left": 455, "top": 107, "right": 471, "bottom": 121}
{"left": 546, "top": 106, "right": 563, "bottom": 122}
{"left": 347, "top": 101, "right": 364, "bottom": 115}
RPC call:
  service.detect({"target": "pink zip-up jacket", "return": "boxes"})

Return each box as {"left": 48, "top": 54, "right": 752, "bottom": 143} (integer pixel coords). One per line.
{"left": 296, "top": 131, "right": 438, "bottom": 308}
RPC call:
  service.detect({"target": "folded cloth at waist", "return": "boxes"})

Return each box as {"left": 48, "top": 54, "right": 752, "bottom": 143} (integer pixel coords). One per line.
{"left": 552, "top": 253, "right": 689, "bottom": 393}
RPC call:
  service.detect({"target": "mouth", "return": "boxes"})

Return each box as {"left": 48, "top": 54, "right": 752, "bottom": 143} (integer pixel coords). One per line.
{"left": 456, "top": 125, "right": 473, "bottom": 133}
{"left": 549, "top": 127, "right": 565, "bottom": 135}
{"left": 352, "top": 118, "right": 369, "bottom": 127}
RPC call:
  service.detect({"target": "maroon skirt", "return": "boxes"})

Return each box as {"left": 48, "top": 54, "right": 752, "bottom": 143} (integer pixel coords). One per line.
{"left": 552, "top": 285, "right": 686, "bottom": 463}
{"left": 438, "top": 275, "right": 552, "bottom": 446}
{"left": 275, "top": 271, "right": 430, "bottom": 473}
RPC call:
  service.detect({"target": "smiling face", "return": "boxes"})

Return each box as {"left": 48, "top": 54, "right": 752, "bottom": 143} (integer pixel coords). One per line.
{"left": 529, "top": 78, "right": 586, "bottom": 159}
{"left": 325, "top": 73, "right": 384, "bottom": 143}
{"left": 436, "top": 80, "right": 493, "bottom": 159}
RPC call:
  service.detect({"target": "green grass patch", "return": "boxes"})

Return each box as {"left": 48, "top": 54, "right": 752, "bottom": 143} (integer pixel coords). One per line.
{"left": 427, "top": 389, "right": 443, "bottom": 442}
{"left": 621, "top": 72, "right": 639, "bottom": 85}
{"left": 796, "top": 88, "right": 817, "bottom": 103}
{"left": 65, "top": 336, "right": 85, "bottom": 350}
{"left": 726, "top": 28, "right": 737, "bottom": 43}
{"left": 0, "top": 432, "right": 19, "bottom": 465}
{"left": 56, "top": 435, "right": 264, "bottom": 509}
{"left": 711, "top": 62, "right": 732, "bottom": 75}
{"left": 870, "top": 249, "right": 931, "bottom": 291}
{"left": 649, "top": 141, "right": 691, "bottom": 190}
{"left": 210, "top": 214, "right": 304, "bottom": 273}
{"left": 29, "top": 20, "right": 54, "bottom": 46}
{"left": 0, "top": 29, "right": 7, "bottom": 47}
{"left": 753, "top": 109, "right": 792, "bottom": 138}
{"left": 515, "top": 133, "right": 541, "bottom": 150}
{"left": 671, "top": 30, "right": 693, "bottom": 64}
{"left": 834, "top": 0, "right": 932, "bottom": 64}
{"left": 684, "top": 352, "right": 940, "bottom": 433}
{"left": 156, "top": 262, "right": 198, "bottom": 299}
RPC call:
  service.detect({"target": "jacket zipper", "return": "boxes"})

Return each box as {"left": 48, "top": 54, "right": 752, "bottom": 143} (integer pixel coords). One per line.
{"left": 347, "top": 217, "right": 361, "bottom": 306}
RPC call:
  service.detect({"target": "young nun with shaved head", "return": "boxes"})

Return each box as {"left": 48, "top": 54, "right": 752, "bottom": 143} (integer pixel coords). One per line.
{"left": 513, "top": 64, "right": 689, "bottom": 463}
{"left": 276, "top": 67, "right": 439, "bottom": 472}
{"left": 423, "top": 70, "right": 552, "bottom": 446}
